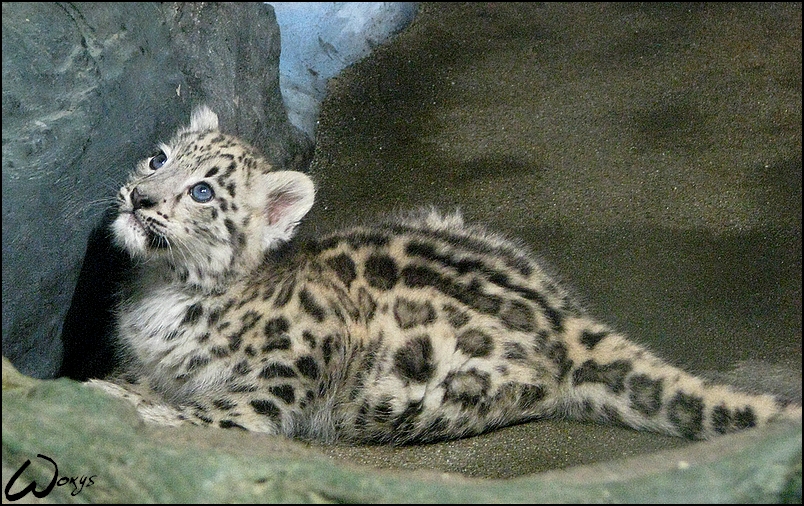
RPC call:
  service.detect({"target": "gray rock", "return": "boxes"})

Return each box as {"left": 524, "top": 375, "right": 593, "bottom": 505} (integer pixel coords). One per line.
{"left": 269, "top": 2, "right": 419, "bottom": 139}
{"left": 1, "top": 2, "right": 312, "bottom": 379}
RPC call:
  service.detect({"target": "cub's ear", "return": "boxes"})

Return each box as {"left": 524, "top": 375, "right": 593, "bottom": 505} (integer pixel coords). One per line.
{"left": 183, "top": 105, "right": 219, "bottom": 134}
{"left": 259, "top": 171, "right": 315, "bottom": 250}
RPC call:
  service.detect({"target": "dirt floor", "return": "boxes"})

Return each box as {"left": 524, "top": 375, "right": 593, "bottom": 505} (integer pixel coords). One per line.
{"left": 294, "top": 2, "right": 802, "bottom": 478}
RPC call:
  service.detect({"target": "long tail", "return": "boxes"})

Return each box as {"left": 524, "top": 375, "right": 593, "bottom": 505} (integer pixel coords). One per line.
{"left": 554, "top": 316, "right": 801, "bottom": 439}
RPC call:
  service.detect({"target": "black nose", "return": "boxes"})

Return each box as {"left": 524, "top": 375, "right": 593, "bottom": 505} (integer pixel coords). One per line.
{"left": 131, "top": 188, "right": 156, "bottom": 210}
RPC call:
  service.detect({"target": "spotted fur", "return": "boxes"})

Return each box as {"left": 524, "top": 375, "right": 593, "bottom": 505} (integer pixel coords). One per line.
{"left": 92, "top": 106, "right": 801, "bottom": 445}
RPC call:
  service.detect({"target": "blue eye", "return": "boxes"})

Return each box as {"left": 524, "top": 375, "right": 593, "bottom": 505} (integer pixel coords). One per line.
{"left": 149, "top": 151, "right": 168, "bottom": 170}
{"left": 190, "top": 182, "right": 214, "bottom": 203}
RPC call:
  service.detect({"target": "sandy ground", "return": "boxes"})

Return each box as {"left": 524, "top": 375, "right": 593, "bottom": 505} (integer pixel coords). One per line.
{"left": 291, "top": 3, "right": 801, "bottom": 478}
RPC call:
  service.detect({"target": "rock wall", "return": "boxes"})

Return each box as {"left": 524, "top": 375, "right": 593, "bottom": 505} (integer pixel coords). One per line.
{"left": 1, "top": 2, "right": 313, "bottom": 379}
{"left": 269, "top": 2, "right": 418, "bottom": 138}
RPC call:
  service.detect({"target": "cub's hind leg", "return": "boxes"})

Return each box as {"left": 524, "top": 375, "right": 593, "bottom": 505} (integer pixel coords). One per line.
{"left": 333, "top": 308, "right": 569, "bottom": 445}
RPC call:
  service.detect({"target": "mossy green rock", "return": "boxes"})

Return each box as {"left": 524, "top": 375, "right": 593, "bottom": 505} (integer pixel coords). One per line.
{"left": 3, "top": 358, "right": 800, "bottom": 502}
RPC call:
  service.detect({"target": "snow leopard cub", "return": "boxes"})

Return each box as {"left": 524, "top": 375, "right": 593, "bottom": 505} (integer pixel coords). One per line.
{"left": 92, "top": 105, "right": 801, "bottom": 444}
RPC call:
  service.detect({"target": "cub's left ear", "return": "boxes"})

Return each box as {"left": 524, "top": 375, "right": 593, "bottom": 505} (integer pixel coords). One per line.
{"left": 260, "top": 171, "right": 316, "bottom": 250}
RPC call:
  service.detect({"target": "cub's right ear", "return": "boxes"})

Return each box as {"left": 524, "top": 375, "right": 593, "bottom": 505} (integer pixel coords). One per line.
{"left": 183, "top": 105, "right": 219, "bottom": 134}
{"left": 259, "top": 171, "right": 316, "bottom": 250}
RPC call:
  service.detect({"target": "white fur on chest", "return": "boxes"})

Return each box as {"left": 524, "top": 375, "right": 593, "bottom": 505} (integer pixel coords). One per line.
{"left": 118, "top": 285, "right": 202, "bottom": 370}
{"left": 118, "top": 281, "right": 240, "bottom": 401}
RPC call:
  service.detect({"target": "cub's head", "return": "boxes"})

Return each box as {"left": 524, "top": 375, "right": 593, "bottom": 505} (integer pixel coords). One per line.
{"left": 112, "top": 105, "right": 315, "bottom": 289}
